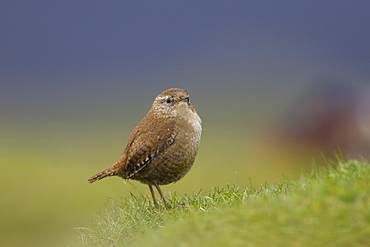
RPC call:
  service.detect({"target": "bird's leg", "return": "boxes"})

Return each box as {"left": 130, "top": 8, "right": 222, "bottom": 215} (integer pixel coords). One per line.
{"left": 154, "top": 182, "right": 172, "bottom": 209}
{"left": 148, "top": 184, "right": 159, "bottom": 207}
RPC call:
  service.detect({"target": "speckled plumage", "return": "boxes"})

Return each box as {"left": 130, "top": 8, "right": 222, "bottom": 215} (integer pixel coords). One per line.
{"left": 88, "top": 88, "right": 202, "bottom": 208}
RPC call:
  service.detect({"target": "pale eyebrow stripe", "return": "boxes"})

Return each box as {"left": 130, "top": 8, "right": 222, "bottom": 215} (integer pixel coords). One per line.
{"left": 156, "top": 96, "right": 168, "bottom": 100}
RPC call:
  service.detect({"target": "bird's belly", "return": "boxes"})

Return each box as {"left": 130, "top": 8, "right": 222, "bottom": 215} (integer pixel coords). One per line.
{"left": 131, "top": 132, "right": 200, "bottom": 185}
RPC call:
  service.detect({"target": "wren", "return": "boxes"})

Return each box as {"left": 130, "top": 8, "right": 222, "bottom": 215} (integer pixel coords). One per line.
{"left": 88, "top": 88, "right": 202, "bottom": 208}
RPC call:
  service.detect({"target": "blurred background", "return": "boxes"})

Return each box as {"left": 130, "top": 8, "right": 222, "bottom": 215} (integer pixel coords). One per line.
{"left": 1, "top": 1, "right": 370, "bottom": 246}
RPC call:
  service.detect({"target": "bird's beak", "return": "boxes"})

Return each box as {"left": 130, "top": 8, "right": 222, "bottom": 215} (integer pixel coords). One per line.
{"left": 180, "top": 96, "right": 190, "bottom": 102}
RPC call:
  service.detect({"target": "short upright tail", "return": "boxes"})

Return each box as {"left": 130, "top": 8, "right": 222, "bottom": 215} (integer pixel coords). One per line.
{"left": 88, "top": 167, "right": 118, "bottom": 183}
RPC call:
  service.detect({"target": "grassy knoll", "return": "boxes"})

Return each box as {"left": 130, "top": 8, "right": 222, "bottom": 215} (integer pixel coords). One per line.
{"left": 69, "top": 159, "right": 370, "bottom": 246}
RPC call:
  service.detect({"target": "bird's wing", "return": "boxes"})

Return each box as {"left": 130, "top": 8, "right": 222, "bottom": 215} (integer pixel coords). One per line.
{"left": 123, "top": 118, "right": 177, "bottom": 178}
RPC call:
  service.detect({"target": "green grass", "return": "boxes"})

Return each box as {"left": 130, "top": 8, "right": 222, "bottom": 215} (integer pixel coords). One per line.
{"left": 69, "top": 159, "right": 370, "bottom": 246}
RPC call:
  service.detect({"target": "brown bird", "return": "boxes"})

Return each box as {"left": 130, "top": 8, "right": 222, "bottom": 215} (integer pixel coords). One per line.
{"left": 88, "top": 88, "right": 202, "bottom": 208}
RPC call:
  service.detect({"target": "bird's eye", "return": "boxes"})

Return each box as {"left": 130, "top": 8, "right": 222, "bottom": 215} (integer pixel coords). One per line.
{"left": 166, "top": 98, "right": 171, "bottom": 104}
